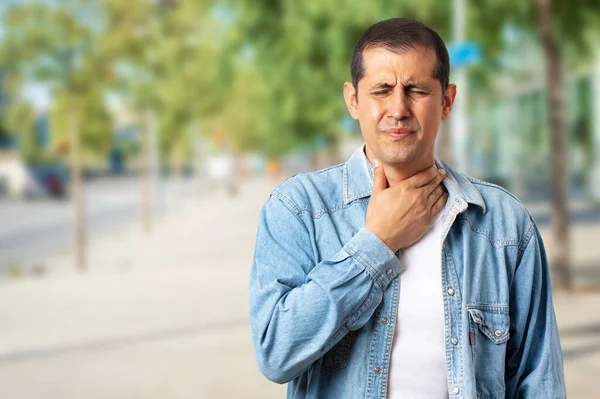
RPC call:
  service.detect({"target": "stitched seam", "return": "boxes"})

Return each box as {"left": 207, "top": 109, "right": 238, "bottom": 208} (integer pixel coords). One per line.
{"left": 442, "top": 242, "right": 465, "bottom": 393}
{"left": 441, "top": 244, "right": 454, "bottom": 392}
{"left": 456, "top": 217, "right": 520, "bottom": 247}
{"left": 379, "top": 278, "right": 398, "bottom": 398}
{"left": 459, "top": 174, "right": 486, "bottom": 209}
{"left": 516, "top": 218, "right": 536, "bottom": 267}
{"left": 467, "top": 176, "right": 524, "bottom": 205}
{"left": 273, "top": 195, "right": 370, "bottom": 220}
{"left": 366, "top": 305, "right": 383, "bottom": 396}
{"left": 320, "top": 332, "right": 351, "bottom": 373}
{"left": 269, "top": 191, "right": 311, "bottom": 238}
{"left": 346, "top": 190, "right": 372, "bottom": 203}
{"left": 271, "top": 190, "right": 301, "bottom": 214}
{"left": 343, "top": 162, "right": 349, "bottom": 203}
{"left": 312, "top": 162, "right": 345, "bottom": 175}
{"left": 354, "top": 252, "right": 387, "bottom": 290}
{"left": 466, "top": 304, "right": 510, "bottom": 312}
{"left": 308, "top": 199, "right": 369, "bottom": 219}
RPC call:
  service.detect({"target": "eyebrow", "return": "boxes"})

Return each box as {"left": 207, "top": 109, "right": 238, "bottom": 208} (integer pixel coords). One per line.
{"left": 369, "top": 82, "right": 395, "bottom": 91}
{"left": 369, "top": 81, "right": 431, "bottom": 92}
{"left": 404, "top": 81, "right": 430, "bottom": 91}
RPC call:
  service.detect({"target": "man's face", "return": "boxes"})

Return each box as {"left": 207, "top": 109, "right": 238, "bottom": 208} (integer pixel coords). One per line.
{"left": 344, "top": 46, "right": 455, "bottom": 168}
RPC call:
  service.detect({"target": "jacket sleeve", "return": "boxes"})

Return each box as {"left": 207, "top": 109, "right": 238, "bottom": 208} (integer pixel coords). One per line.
{"left": 504, "top": 217, "right": 566, "bottom": 398}
{"left": 249, "top": 191, "right": 400, "bottom": 384}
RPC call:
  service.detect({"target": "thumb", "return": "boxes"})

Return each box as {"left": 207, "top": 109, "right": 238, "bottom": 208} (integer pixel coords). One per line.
{"left": 371, "top": 158, "right": 388, "bottom": 194}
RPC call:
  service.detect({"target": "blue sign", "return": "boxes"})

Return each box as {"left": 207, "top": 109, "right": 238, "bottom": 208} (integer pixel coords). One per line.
{"left": 448, "top": 42, "right": 482, "bottom": 68}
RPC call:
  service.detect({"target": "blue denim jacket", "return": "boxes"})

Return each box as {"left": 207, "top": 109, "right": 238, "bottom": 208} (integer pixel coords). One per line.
{"left": 250, "top": 144, "right": 566, "bottom": 399}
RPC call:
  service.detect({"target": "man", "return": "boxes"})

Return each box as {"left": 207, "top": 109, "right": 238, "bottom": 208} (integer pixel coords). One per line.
{"left": 250, "top": 18, "right": 565, "bottom": 398}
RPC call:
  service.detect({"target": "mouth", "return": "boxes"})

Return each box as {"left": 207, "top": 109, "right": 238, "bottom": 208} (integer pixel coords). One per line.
{"left": 383, "top": 128, "right": 414, "bottom": 139}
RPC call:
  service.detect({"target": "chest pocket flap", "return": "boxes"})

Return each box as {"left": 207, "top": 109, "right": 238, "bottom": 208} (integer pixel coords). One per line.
{"left": 467, "top": 305, "right": 510, "bottom": 344}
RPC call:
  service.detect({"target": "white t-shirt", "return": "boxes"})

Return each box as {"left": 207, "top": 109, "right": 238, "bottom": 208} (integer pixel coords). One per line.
{"left": 387, "top": 203, "right": 450, "bottom": 398}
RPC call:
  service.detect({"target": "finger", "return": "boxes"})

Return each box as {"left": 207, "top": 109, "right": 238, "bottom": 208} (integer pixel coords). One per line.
{"left": 371, "top": 159, "right": 388, "bottom": 194}
{"left": 423, "top": 170, "right": 447, "bottom": 196}
{"left": 427, "top": 184, "right": 446, "bottom": 205}
{"left": 430, "top": 190, "right": 448, "bottom": 219}
{"left": 405, "top": 165, "right": 442, "bottom": 188}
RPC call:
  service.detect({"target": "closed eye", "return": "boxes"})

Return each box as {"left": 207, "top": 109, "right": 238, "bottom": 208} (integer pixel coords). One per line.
{"left": 405, "top": 83, "right": 430, "bottom": 96}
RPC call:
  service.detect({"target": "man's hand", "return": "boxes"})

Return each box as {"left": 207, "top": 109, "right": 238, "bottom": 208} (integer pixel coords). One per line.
{"left": 364, "top": 159, "right": 448, "bottom": 253}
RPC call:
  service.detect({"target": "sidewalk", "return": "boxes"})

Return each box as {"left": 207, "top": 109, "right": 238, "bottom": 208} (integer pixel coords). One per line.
{"left": 0, "top": 176, "right": 598, "bottom": 398}
{"left": 0, "top": 178, "right": 286, "bottom": 399}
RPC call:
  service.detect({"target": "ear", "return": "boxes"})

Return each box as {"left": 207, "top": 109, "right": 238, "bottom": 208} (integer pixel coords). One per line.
{"left": 343, "top": 81, "right": 359, "bottom": 120}
{"left": 441, "top": 83, "right": 457, "bottom": 121}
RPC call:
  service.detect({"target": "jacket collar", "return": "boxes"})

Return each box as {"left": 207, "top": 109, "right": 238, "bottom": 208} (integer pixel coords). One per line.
{"left": 342, "top": 143, "right": 487, "bottom": 214}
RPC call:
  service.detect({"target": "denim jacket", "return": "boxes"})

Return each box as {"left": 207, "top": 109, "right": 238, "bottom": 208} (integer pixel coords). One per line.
{"left": 250, "top": 144, "right": 566, "bottom": 399}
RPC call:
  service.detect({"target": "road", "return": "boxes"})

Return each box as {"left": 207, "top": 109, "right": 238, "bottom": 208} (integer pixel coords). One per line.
{"left": 0, "top": 176, "right": 208, "bottom": 275}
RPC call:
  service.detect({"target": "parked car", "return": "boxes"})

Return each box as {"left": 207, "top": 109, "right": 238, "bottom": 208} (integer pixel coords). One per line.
{"left": 28, "top": 164, "right": 70, "bottom": 199}
{"left": 0, "top": 153, "right": 69, "bottom": 199}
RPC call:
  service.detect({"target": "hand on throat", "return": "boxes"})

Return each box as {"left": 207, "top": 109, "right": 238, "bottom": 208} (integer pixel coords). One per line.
{"left": 364, "top": 145, "right": 437, "bottom": 187}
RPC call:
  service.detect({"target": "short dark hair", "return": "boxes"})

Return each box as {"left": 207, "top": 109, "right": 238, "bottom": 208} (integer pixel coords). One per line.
{"left": 350, "top": 18, "right": 450, "bottom": 95}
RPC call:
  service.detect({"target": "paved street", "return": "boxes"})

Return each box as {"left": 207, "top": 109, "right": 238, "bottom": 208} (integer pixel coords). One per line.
{"left": 0, "top": 176, "right": 598, "bottom": 398}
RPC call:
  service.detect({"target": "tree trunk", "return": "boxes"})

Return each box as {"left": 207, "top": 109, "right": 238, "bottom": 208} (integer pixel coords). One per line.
{"left": 535, "top": 0, "right": 571, "bottom": 291}
{"left": 69, "top": 107, "right": 86, "bottom": 271}
{"left": 141, "top": 109, "right": 153, "bottom": 233}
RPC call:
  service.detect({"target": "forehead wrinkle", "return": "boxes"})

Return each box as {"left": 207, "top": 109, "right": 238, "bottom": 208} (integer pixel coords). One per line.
{"left": 362, "top": 47, "right": 437, "bottom": 82}
{"left": 369, "top": 81, "right": 395, "bottom": 91}
{"left": 369, "top": 75, "right": 432, "bottom": 90}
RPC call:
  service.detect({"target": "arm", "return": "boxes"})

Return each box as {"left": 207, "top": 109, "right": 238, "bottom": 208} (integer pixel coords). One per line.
{"left": 249, "top": 191, "right": 400, "bottom": 384}
{"left": 505, "top": 217, "right": 566, "bottom": 398}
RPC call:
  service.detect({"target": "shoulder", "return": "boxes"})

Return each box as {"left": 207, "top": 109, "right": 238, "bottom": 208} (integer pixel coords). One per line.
{"left": 461, "top": 175, "right": 535, "bottom": 247}
{"left": 269, "top": 162, "right": 347, "bottom": 217}
{"left": 467, "top": 176, "right": 529, "bottom": 214}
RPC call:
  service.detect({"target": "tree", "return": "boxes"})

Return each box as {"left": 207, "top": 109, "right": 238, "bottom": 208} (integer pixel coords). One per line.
{"left": 473, "top": 0, "right": 600, "bottom": 291}
{"left": 100, "top": 0, "right": 222, "bottom": 230}
{"left": 0, "top": 1, "right": 114, "bottom": 271}
{"left": 101, "top": 0, "right": 220, "bottom": 161}
{"left": 535, "top": 0, "right": 570, "bottom": 291}
{"left": 3, "top": 100, "right": 37, "bottom": 161}
{"left": 50, "top": 86, "right": 112, "bottom": 167}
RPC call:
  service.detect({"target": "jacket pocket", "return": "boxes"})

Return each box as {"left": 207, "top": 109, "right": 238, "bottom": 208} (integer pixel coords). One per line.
{"left": 466, "top": 304, "right": 510, "bottom": 399}
{"left": 320, "top": 330, "right": 356, "bottom": 374}
{"left": 467, "top": 305, "right": 510, "bottom": 344}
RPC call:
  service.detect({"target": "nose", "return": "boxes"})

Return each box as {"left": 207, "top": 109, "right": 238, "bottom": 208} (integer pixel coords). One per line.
{"left": 388, "top": 90, "right": 411, "bottom": 121}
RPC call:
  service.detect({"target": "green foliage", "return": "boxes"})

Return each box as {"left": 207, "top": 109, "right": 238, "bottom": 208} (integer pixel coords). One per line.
{"left": 3, "top": 0, "right": 600, "bottom": 163}
{"left": 4, "top": 100, "right": 37, "bottom": 161}
{"left": 0, "top": 1, "right": 114, "bottom": 163}
{"left": 102, "top": 0, "right": 222, "bottom": 161}
{"left": 50, "top": 86, "right": 112, "bottom": 163}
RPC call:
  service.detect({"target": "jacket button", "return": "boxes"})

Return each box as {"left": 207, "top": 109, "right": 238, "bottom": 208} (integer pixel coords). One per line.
{"left": 386, "top": 268, "right": 393, "bottom": 275}
{"left": 374, "top": 367, "right": 381, "bottom": 374}
{"left": 451, "top": 337, "right": 458, "bottom": 345}
{"left": 495, "top": 330, "right": 503, "bottom": 337}
{"left": 381, "top": 317, "right": 389, "bottom": 325}
{"left": 453, "top": 387, "right": 460, "bottom": 394}
{"left": 447, "top": 288, "right": 455, "bottom": 296}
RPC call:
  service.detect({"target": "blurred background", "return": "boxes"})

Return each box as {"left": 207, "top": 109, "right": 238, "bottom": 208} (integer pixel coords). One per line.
{"left": 0, "top": 0, "right": 599, "bottom": 397}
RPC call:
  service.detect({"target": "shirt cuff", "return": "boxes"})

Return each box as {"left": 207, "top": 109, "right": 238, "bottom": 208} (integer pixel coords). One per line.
{"left": 343, "top": 227, "right": 401, "bottom": 290}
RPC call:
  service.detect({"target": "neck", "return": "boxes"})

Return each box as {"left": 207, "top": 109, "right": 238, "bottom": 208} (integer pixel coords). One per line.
{"left": 365, "top": 145, "right": 436, "bottom": 187}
